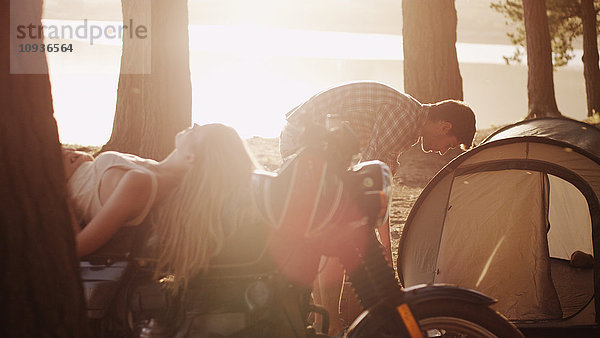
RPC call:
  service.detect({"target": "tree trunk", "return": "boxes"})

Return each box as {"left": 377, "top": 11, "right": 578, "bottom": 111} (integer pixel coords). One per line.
{"left": 0, "top": 0, "right": 89, "bottom": 335}
{"left": 102, "top": 0, "right": 192, "bottom": 160}
{"left": 402, "top": 0, "right": 463, "bottom": 103}
{"left": 522, "top": 0, "right": 562, "bottom": 118}
{"left": 581, "top": 0, "right": 600, "bottom": 117}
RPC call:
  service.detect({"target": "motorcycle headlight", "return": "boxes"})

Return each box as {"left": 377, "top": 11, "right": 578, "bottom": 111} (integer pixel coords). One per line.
{"left": 346, "top": 161, "right": 393, "bottom": 228}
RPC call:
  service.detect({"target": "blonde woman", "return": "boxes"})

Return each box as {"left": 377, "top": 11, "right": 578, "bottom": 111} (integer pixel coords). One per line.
{"left": 64, "top": 123, "right": 261, "bottom": 291}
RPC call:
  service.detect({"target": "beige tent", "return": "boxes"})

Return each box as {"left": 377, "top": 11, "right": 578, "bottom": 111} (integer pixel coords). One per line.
{"left": 397, "top": 118, "right": 600, "bottom": 330}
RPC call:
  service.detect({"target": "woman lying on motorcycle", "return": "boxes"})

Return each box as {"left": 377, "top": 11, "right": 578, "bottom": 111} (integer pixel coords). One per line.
{"left": 62, "top": 123, "right": 262, "bottom": 292}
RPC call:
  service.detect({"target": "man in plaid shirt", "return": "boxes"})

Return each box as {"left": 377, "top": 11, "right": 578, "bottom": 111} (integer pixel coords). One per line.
{"left": 281, "top": 81, "right": 476, "bottom": 171}
{"left": 279, "top": 81, "right": 476, "bottom": 334}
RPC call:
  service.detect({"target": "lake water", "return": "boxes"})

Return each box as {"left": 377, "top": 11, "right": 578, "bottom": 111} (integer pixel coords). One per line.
{"left": 42, "top": 21, "right": 587, "bottom": 145}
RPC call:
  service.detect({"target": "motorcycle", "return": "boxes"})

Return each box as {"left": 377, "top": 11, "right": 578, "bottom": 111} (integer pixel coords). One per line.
{"left": 80, "top": 119, "right": 523, "bottom": 337}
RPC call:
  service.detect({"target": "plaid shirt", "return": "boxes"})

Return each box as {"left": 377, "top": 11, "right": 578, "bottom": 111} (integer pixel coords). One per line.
{"left": 286, "top": 81, "right": 428, "bottom": 173}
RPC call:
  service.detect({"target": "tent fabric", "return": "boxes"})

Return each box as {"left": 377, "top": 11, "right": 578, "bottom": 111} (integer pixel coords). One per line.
{"left": 527, "top": 143, "right": 600, "bottom": 207}
{"left": 400, "top": 173, "right": 453, "bottom": 286}
{"left": 398, "top": 118, "right": 600, "bottom": 326}
{"left": 435, "top": 170, "right": 562, "bottom": 320}
{"left": 484, "top": 118, "right": 600, "bottom": 160}
{"left": 547, "top": 175, "right": 593, "bottom": 260}
{"left": 551, "top": 259, "right": 595, "bottom": 321}
{"left": 484, "top": 118, "right": 600, "bottom": 215}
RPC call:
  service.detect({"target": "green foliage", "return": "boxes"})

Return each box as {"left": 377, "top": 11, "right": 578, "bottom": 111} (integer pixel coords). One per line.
{"left": 490, "top": 0, "right": 600, "bottom": 68}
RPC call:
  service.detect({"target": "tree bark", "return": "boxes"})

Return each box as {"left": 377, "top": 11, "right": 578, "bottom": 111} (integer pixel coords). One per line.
{"left": 0, "top": 0, "right": 89, "bottom": 335}
{"left": 402, "top": 0, "right": 463, "bottom": 103}
{"left": 522, "top": 0, "right": 562, "bottom": 118}
{"left": 581, "top": 0, "right": 600, "bottom": 117}
{"left": 102, "top": 0, "right": 192, "bottom": 160}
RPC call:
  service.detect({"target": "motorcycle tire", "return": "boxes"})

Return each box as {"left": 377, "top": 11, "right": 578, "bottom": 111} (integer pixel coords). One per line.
{"left": 347, "top": 298, "right": 523, "bottom": 337}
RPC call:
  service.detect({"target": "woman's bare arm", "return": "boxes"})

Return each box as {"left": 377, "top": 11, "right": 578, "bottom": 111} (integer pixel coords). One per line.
{"left": 76, "top": 169, "right": 153, "bottom": 257}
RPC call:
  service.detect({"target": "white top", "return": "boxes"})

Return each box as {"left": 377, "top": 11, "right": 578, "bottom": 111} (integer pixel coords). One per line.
{"left": 67, "top": 151, "right": 159, "bottom": 227}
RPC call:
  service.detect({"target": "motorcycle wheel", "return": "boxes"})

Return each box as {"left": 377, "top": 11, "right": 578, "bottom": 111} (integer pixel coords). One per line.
{"left": 347, "top": 299, "right": 523, "bottom": 338}
{"left": 413, "top": 299, "right": 522, "bottom": 337}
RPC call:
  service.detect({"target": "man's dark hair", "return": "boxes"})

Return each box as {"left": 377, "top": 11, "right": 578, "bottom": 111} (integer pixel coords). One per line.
{"left": 427, "top": 100, "right": 476, "bottom": 149}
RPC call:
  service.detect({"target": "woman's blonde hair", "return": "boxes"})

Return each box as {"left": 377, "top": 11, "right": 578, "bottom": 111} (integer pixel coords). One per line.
{"left": 151, "top": 124, "right": 261, "bottom": 292}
